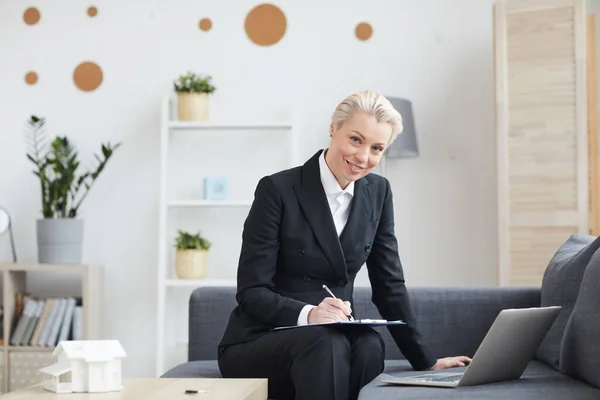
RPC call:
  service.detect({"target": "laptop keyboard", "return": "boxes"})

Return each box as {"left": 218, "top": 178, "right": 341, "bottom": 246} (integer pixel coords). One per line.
{"left": 415, "top": 374, "right": 463, "bottom": 383}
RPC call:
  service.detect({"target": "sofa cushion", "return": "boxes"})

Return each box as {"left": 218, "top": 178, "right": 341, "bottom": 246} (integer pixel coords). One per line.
{"left": 160, "top": 360, "right": 222, "bottom": 379}
{"left": 363, "top": 360, "right": 600, "bottom": 399}
{"left": 160, "top": 359, "right": 425, "bottom": 380}
{"left": 160, "top": 359, "right": 442, "bottom": 380}
{"left": 560, "top": 247, "right": 600, "bottom": 388}
{"left": 161, "top": 359, "right": 600, "bottom": 399}
{"left": 535, "top": 234, "right": 600, "bottom": 369}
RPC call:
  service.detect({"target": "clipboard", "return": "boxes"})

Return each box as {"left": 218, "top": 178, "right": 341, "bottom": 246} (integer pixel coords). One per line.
{"left": 271, "top": 319, "right": 406, "bottom": 331}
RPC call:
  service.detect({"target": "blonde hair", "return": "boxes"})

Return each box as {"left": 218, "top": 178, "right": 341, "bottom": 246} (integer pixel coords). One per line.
{"left": 330, "top": 90, "right": 403, "bottom": 144}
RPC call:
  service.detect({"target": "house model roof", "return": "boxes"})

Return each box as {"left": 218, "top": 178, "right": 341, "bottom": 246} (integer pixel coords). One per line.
{"left": 39, "top": 363, "right": 72, "bottom": 377}
{"left": 53, "top": 340, "right": 127, "bottom": 363}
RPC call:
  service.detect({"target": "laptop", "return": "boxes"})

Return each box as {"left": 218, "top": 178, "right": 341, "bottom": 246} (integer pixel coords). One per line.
{"left": 380, "top": 305, "right": 561, "bottom": 388}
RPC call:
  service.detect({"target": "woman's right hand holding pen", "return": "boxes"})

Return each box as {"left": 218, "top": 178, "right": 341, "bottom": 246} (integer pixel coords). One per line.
{"left": 307, "top": 298, "right": 353, "bottom": 324}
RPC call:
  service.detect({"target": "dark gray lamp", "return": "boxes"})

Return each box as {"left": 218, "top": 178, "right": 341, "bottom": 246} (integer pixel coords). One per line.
{"left": 385, "top": 97, "right": 419, "bottom": 158}
{"left": 0, "top": 206, "right": 17, "bottom": 262}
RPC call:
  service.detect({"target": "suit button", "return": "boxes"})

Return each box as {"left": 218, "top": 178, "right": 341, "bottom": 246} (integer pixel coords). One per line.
{"left": 304, "top": 275, "right": 311, "bottom": 282}
{"left": 338, "top": 280, "right": 344, "bottom": 285}
{"left": 365, "top": 244, "right": 371, "bottom": 252}
{"left": 299, "top": 249, "right": 305, "bottom": 257}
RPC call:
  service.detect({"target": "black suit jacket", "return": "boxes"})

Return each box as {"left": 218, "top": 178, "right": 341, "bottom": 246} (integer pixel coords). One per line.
{"left": 219, "top": 149, "right": 437, "bottom": 370}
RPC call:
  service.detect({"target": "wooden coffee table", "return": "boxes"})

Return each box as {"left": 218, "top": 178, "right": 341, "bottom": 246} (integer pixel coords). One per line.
{"left": 0, "top": 378, "right": 268, "bottom": 399}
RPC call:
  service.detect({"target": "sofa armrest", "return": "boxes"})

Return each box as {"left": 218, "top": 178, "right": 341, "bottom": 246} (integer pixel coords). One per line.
{"left": 353, "top": 286, "right": 541, "bottom": 360}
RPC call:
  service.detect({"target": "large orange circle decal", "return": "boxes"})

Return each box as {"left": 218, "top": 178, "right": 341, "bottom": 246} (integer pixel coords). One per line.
{"left": 244, "top": 4, "right": 286, "bottom": 46}
{"left": 73, "top": 62, "right": 103, "bottom": 92}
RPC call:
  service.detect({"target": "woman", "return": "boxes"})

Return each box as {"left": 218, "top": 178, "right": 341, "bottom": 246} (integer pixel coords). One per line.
{"left": 218, "top": 91, "right": 471, "bottom": 400}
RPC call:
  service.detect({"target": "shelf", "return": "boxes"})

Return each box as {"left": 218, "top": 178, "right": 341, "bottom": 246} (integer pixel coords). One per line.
{"left": 164, "top": 279, "right": 236, "bottom": 288}
{"left": 7, "top": 346, "right": 54, "bottom": 352}
{"left": 0, "top": 262, "right": 96, "bottom": 272}
{"left": 168, "top": 121, "right": 292, "bottom": 130}
{"left": 168, "top": 200, "right": 252, "bottom": 208}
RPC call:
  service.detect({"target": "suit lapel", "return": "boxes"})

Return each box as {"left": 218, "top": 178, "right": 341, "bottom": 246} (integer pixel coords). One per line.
{"left": 293, "top": 150, "right": 348, "bottom": 280}
{"left": 339, "top": 176, "right": 371, "bottom": 255}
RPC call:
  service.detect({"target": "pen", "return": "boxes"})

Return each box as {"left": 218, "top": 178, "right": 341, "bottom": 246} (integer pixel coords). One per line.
{"left": 184, "top": 389, "right": 209, "bottom": 395}
{"left": 322, "top": 284, "right": 355, "bottom": 321}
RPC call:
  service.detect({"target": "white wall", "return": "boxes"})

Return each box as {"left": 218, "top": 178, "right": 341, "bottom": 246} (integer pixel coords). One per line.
{"left": 0, "top": 0, "right": 499, "bottom": 377}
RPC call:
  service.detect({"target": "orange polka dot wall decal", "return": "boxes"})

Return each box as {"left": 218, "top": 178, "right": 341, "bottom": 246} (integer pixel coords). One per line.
{"left": 23, "top": 7, "right": 41, "bottom": 25}
{"left": 25, "top": 72, "right": 38, "bottom": 85}
{"left": 73, "top": 62, "right": 103, "bottom": 92}
{"left": 199, "top": 18, "right": 212, "bottom": 31}
{"left": 87, "top": 6, "right": 98, "bottom": 17}
{"left": 245, "top": 4, "right": 287, "bottom": 46}
{"left": 355, "top": 22, "right": 373, "bottom": 41}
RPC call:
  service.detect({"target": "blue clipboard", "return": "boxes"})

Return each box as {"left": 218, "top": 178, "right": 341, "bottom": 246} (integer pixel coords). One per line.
{"left": 271, "top": 319, "right": 406, "bottom": 331}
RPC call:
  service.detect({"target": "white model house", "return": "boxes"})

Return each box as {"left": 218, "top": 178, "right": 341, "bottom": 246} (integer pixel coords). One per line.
{"left": 39, "top": 340, "right": 127, "bottom": 393}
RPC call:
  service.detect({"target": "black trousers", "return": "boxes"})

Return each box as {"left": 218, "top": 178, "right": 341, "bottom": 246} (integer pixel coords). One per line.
{"left": 218, "top": 325, "right": 385, "bottom": 400}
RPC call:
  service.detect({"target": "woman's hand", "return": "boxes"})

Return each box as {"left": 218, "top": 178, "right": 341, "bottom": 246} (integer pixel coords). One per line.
{"left": 426, "top": 356, "right": 472, "bottom": 371}
{"left": 308, "top": 298, "right": 352, "bottom": 324}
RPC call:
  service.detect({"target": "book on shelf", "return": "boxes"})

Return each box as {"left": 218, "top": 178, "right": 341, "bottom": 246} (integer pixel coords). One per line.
{"left": 0, "top": 305, "right": 4, "bottom": 342}
{"left": 9, "top": 294, "right": 84, "bottom": 347}
{"left": 12, "top": 292, "right": 27, "bottom": 334}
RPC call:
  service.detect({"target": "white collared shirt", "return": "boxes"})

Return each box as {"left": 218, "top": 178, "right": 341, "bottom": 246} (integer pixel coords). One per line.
{"left": 318, "top": 149, "right": 355, "bottom": 236}
{"left": 297, "top": 149, "right": 354, "bottom": 325}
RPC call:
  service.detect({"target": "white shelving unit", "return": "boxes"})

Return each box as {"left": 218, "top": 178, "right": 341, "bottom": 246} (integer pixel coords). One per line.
{"left": 155, "top": 95, "right": 298, "bottom": 376}
{"left": 164, "top": 278, "right": 237, "bottom": 288}
{"left": 168, "top": 120, "right": 294, "bottom": 130}
{"left": 168, "top": 200, "right": 252, "bottom": 208}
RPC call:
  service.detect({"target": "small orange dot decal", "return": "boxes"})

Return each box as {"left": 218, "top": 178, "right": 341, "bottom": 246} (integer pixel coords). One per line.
{"left": 25, "top": 72, "right": 38, "bottom": 85}
{"left": 23, "top": 7, "right": 40, "bottom": 25}
{"left": 73, "top": 62, "right": 103, "bottom": 92}
{"left": 245, "top": 4, "right": 286, "bottom": 46}
{"left": 199, "top": 18, "right": 212, "bottom": 31}
{"left": 87, "top": 6, "right": 98, "bottom": 17}
{"left": 355, "top": 22, "right": 373, "bottom": 41}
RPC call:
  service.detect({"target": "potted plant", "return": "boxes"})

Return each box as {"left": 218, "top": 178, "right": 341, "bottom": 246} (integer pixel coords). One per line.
{"left": 173, "top": 71, "right": 216, "bottom": 121}
{"left": 24, "top": 115, "right": 121, "bottom": 264}
{"left": 174, "top": 229, "right": 211, "bottom": 279}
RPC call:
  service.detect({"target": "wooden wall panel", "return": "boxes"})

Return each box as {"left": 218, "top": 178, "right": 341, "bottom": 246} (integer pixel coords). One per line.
{"left": 587, "top": 14, "right": 600, "bottom": 235}
{"left": 506, "top": 0, "right": 575, "bottom": 12}
{"left": 509, "top": 226, "right": 578, "bottom": 285}
{"left": 495, "top": 0, "right": 588, "bottom": 286}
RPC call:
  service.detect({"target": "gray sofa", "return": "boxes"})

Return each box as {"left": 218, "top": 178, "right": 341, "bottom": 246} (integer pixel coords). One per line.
{"left": 162, "top": 285, "right": 600, "bottom": 399}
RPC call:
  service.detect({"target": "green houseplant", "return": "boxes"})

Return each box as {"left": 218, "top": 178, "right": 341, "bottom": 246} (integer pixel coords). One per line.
{"left": 24, "top": 115, "right": 121, "bottom": 264}
{"left": 173, "top": 71, "right": 216, "bottom": 121}
{"left": 174, "top": 230, "right": 211, "bottom": 279}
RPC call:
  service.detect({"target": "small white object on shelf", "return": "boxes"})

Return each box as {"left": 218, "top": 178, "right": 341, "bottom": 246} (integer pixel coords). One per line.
{"left": 203, "top": 177, "right": 228, "bottom": 200}
{"left": 39, "top": 340, "right": 127, "bottom": 394}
